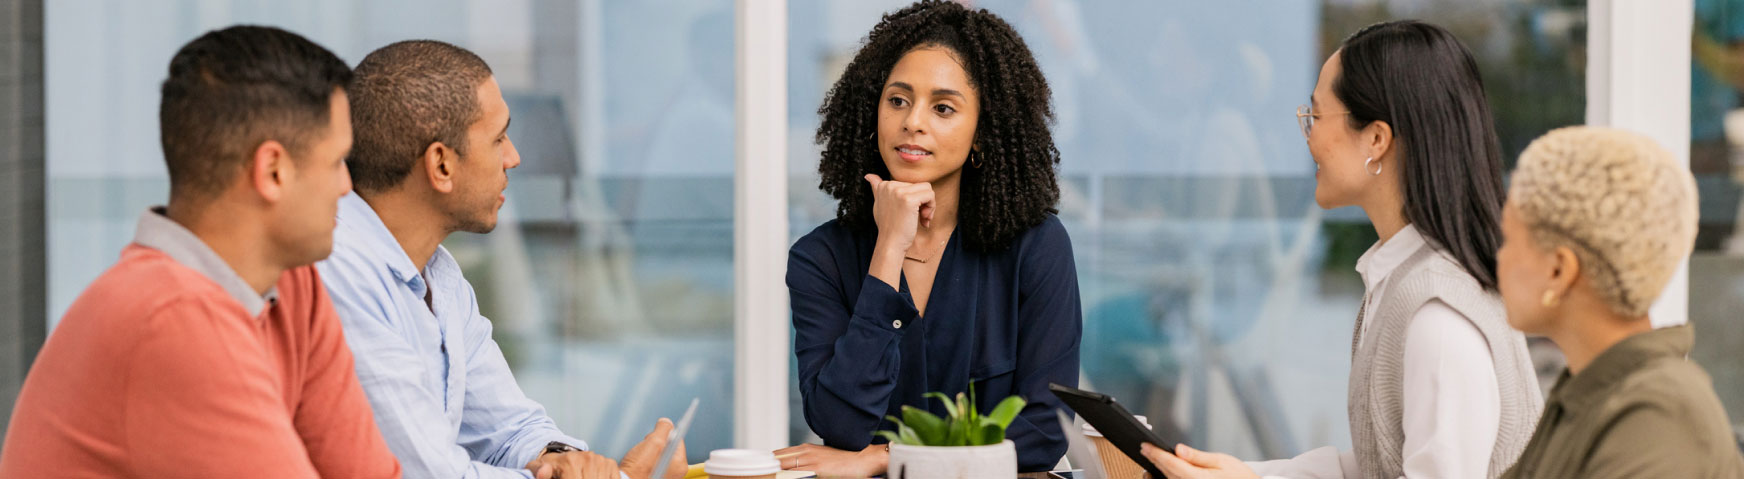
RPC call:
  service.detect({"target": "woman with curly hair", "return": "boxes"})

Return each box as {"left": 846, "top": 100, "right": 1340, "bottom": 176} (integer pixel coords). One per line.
{"left": 776, "top": 1, "right": 1079, "bottom": 475}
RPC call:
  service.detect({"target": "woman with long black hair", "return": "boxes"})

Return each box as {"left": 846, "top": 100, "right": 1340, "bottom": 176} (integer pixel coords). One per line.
{"left": 1142, "top": 21, "right": 1542, "bottom": 479}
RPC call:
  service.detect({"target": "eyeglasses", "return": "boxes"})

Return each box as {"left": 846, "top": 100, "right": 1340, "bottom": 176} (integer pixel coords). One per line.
{"left": 1295, "top": 104, "right": 1351, "bottom": 139}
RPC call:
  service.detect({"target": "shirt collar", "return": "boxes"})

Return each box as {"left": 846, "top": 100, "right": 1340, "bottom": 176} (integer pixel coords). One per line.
{"left": 1355, "top": 223, "right": 1428, "bottom": 293}
{"left": 133, "top": 207, "right": 277, "bottom": 317}
{"left": 1549, "top": 324, "right": 1696, "bottom": 412}
{"left": 336, "top": 193, "right": 427, "bottom": 284}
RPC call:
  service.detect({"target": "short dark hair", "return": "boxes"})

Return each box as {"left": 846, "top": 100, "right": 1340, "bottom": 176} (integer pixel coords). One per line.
{"left": 816, "top": 0, "right": 1061, "bottom": 253}
{"left": 159, "top": 25, "right": 352, "bottom": 201}
{"left": 1336, "top": 20, "right": 1507, "bottom": 290}
{"left": 347, "top": 40, "right": 494, "bottom": 193}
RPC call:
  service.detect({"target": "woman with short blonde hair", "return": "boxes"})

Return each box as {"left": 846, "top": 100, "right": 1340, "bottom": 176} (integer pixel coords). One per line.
{"left": 1498, "top": 126, "right": 1744, "bottom": 478}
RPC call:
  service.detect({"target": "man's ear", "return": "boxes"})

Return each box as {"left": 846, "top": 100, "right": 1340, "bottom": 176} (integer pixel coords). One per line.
{"left": 248, "top": 140, "right": 291, "bottom": 203}
{"left": 423, "top": 142, "right": 456, "bottom": 194}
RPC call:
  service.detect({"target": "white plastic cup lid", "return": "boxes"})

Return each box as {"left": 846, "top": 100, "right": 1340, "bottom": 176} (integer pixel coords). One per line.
{"left": 1081, "top": 415, "right": 1151, "bottom": 438}
{"left": 704, "top": 449, "right": 780, "bottom": 476}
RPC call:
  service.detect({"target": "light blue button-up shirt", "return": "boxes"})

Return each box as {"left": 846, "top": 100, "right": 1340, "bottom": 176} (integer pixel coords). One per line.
{"left": 317, "top": 193, "right": 586, "bottom": 479}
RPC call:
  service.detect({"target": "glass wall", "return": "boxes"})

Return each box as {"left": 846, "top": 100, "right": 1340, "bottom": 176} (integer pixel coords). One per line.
{"left": 1690, "top": 0, "right": 1744, "bottom": 439}
{"left": 44, "top": 0, "right": 737, "bottom": 457}
{"left": 786, "top": 0, "right": 1586, "bottom": 457}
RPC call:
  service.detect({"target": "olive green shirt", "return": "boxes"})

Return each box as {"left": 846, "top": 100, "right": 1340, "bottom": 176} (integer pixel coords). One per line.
{"left": 1503, "top": 325, "right": 1744, "bottom": 479}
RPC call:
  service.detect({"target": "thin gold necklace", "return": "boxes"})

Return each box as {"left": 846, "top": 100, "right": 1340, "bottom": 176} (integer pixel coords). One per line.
{"left": 904, "top": 235, "right": 950, "bottom": 264}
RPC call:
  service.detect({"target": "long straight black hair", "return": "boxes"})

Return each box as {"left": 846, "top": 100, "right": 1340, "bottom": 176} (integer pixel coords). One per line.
{"left": 1336, "top": 20, "right": 1505, "bottom": 290}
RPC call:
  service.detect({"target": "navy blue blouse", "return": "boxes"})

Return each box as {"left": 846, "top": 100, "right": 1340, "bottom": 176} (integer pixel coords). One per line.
{"left": 787, "top": 215, "right": 1082, "bottom": 472}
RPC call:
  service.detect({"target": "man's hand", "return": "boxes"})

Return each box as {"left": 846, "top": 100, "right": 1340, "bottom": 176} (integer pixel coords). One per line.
{"left": 1139, "top": 443, "right": 1259, "bottom": 479}
{"left": 772, "top": 443, "right": 886, "bottom": 477}
{"left": 619, "top": 418, "right": 688, "bottom": 479}
{"left": 526, "top": 450, "right": 619, "bottom": 479}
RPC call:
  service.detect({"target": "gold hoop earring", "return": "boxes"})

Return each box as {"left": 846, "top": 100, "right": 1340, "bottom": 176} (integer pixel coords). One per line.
{"left": 971, "top": 150, "right": 982, "bottom": 168}
{"left": 1364, "top": 157, "right": 1382, "bottom": 176}
{"left": 1541, "top": 290, "right": 1560, "bottom": 307}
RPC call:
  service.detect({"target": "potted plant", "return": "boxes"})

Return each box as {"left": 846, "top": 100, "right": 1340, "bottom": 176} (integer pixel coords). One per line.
{"left": 878, "top": 390, "right": 1026, "bottom": 479}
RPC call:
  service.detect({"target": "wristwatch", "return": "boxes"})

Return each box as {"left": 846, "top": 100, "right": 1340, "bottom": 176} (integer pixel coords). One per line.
{"left": 544, "top": 441, "right": 583, "bottom": 455}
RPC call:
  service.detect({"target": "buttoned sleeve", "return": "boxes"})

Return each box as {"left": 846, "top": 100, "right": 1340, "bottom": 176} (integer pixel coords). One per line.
{"left": 1248, "top": 446, "right": 1357, "bottom": 479}
{"left": 789, "top": 228, "right": 918, "bottom": 451}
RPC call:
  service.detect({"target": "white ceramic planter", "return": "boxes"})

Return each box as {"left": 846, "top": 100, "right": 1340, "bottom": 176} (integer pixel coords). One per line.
{"left": 886, "top": 440, "right": 1017, "bottom": 479}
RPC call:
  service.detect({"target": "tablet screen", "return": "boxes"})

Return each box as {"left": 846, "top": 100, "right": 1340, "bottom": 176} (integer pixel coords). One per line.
{"left": 1049, "top": 383, "right": 1181, "bottom": 479}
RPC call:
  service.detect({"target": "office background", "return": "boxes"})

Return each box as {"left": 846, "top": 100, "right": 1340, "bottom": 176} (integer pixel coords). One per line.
{"left": 0, "top": 0, "right": 1731, "bottom": 463}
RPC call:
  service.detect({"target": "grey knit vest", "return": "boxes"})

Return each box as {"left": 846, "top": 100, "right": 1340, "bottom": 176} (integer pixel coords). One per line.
{"left": 1348, "top": 245, "right": 1543, "bottom": 479}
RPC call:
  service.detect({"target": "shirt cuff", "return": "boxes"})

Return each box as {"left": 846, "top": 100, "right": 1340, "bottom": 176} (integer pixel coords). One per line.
{"left": 516, "top": 433, "right": 593, "bottom": 473}
{"left": 854, "top": 275, "right": 919, "bottom": 332}
{"left": 1245, "top": 446, "right": 1351, "bottom": 479}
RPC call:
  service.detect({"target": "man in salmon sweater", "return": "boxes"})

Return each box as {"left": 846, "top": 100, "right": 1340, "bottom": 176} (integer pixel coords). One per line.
{"left": 0, "top": 26, "right": 404, "bottom": 478}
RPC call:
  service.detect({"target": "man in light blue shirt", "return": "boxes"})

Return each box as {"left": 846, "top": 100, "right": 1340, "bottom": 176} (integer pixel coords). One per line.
{"left": 317, "top": 40, "right": 683, "bottom": 479}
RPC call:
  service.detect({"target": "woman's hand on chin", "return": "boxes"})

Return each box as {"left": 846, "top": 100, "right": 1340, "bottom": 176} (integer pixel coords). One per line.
{"left": 864, "top": 174, "right": 936, "bottom": 288}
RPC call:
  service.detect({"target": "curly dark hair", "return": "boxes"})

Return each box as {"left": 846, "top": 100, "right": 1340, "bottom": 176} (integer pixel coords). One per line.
{"left": 815, "top": 0, "right": 1061, "bottom": 253}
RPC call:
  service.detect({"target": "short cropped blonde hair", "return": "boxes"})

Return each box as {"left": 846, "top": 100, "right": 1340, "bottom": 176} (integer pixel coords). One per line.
{"left": 1510, "top": 126, "right": 1698, "bottom": 317}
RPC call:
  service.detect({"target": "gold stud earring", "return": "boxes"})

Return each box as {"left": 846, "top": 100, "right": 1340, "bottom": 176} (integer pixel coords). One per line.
{"left": 1541, "top": 290, "right": 1560, "bottom": 307}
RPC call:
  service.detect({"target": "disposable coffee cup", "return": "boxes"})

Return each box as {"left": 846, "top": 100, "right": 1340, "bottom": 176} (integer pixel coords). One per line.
{"left": 1082, "top": 415, "right": 1151, "bottom": 479}
{"left": 705, "top": 449, "right": 780, "bottom": 479}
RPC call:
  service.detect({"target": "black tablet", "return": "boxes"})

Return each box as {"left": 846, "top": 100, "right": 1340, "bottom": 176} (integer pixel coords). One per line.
{"left": 1049, "top": 383, "right": 1179, "bottom": 478}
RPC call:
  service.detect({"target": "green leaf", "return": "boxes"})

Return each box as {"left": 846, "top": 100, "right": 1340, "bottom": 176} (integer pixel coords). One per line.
{"left": 943, "top": 414, "right": 968, "bottom": 446}
{"left": 897, "top": 421, "right": 922, "bottom": 446}
{"left": 910, "top": 389, "right": 1027, "bottom": 446}
{"left": 956, "top": 408, "right": 978, "bottom": 446}
{"left": 880, "top": 415, "right": 910, "bottom": 446}
{"left": 901, "top": 406, "right": 948, "bottom": 445}
{"left": 968, "top": 383, "right": 978, "bottom": 420}
{"left": 883, "top": 415, "right": 926, "bottom": 446}
{"left": 985, "top": 396, "right": 1027, "bottom": 429}
{"left": 957, "top": 392, "right": 973, "bottom": 424}
{"left": 926, "top": 392, "right": 959, "bottom": 420}
{"left": 971, "top": 423, "right": 1005, "bottom": 446}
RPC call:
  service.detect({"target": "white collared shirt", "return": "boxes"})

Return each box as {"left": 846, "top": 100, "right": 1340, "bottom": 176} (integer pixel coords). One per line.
{"left": 1247, "top": 224, "right": 1502, "bottom": 479}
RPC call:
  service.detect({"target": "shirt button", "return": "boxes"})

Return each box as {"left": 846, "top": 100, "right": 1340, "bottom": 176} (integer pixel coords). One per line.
{"left": 892, "top": 319, "right": 903, "bottom": 329}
